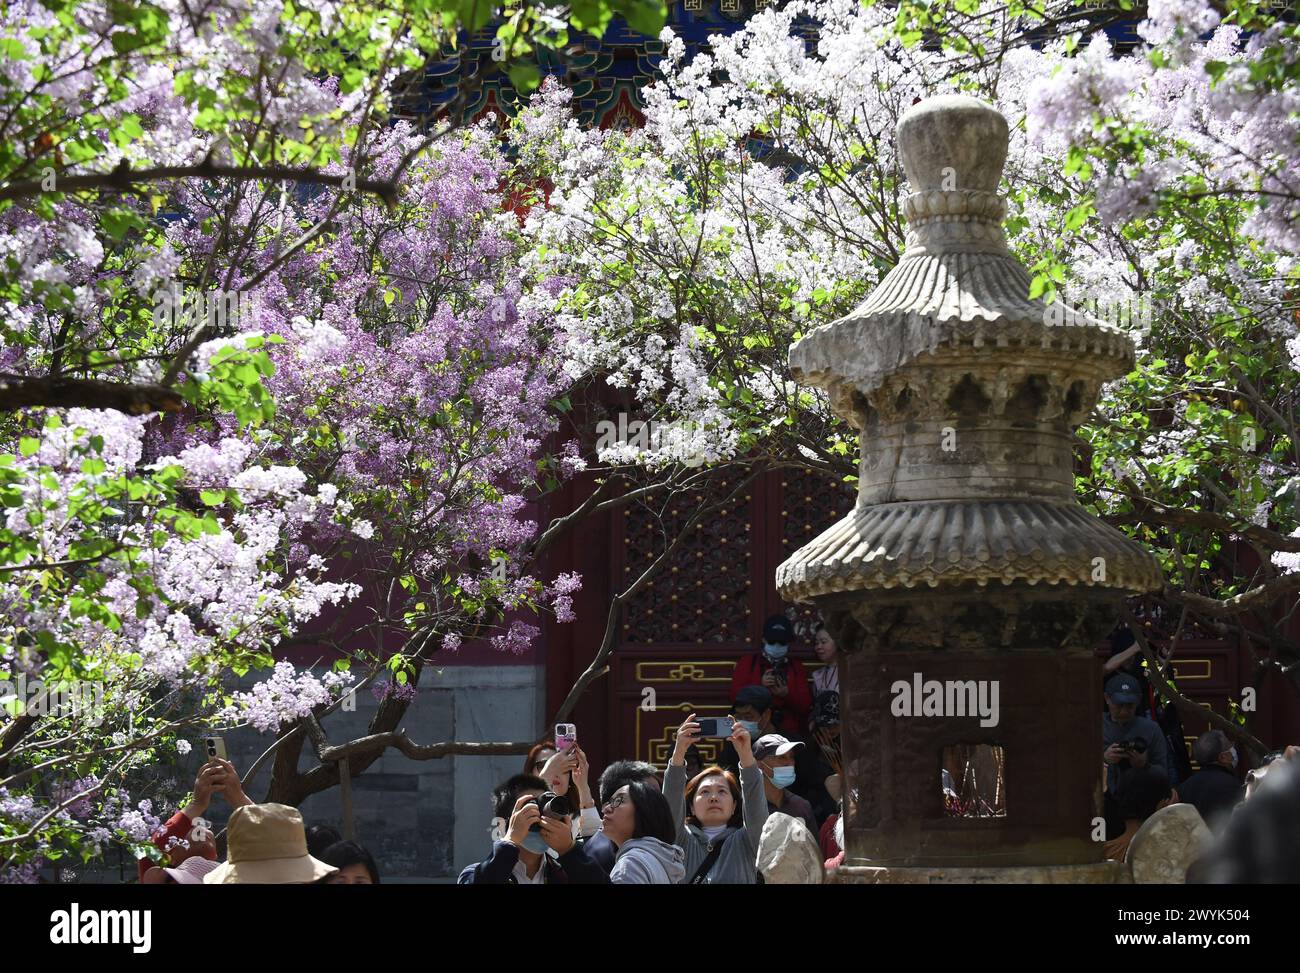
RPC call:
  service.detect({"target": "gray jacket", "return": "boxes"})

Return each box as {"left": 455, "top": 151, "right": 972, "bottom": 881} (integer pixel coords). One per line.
{"left": 663, "top": 762, "right": 769, "bottom": 884}
{"left": 610, "top": 836, "right": 686, "bottom": 884}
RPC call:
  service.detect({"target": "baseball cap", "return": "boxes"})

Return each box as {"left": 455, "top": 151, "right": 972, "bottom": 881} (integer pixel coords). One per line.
{"left": 734, "top": 685, "right": 773, "bottom": 712}
{"left": 1105, "top": 672, "right": 1142, "bottom": 705}
{"left": 763, "top": 615, "right": 794, "bottom": 644}
{"left": 753, "top": 733, "right": 805, "bottom": 760}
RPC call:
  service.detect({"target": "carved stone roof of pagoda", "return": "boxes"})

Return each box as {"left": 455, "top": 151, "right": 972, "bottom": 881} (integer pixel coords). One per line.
{"left": 777, "top": 499, "right": 1162, "bottom": 596}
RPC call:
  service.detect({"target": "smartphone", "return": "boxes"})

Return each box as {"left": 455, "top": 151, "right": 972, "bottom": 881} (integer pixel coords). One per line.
{"left": 696, "top": 716, "right": 734, "bottom": 738}
{"left": 202, "top": 735, "right": 228, "bottom": 762}
{"left": 555, "top": 723, "right": 578, "bottom": 752}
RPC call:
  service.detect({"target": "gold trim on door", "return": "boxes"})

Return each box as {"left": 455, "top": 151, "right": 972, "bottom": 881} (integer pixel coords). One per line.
{"left": 635, "top": 661, "right": 736, "bottom": 683}
{"left": 1172, "top": 659, "right": 1213, "bottom": 680}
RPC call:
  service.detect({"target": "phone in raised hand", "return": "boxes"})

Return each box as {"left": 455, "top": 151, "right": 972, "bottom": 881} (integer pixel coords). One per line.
{"left": 555, "top": 723, "right": 578, "bottom": 752}
{"left": 202, "top": 735, "right": 228, "bottom": 763}
{"left": 696, "top": 717, "right": 735, "bottom": 738}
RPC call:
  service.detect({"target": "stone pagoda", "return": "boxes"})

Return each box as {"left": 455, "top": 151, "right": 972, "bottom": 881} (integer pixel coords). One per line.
{"left": 775, "top": 95, "right": 1163, "bottom": 883}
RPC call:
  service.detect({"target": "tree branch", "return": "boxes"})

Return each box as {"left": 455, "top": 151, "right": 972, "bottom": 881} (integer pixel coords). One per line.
{"left": 1165, "top": 574, "right": 1300, "bottom": 619}
{"left": 317, "top": 730, "right": 533, "bottom": 763}
{"left": 1121, "top": 605, "right": 1268, "bottom": 759}
{"left": 0, "top": 375, "right": 184, "bottom": 414}
{"left": 0, "top": 159, "right": 399, "bottom": 207}
{"left": 1103, "top": 490, "right": 1300, "bottom": 554}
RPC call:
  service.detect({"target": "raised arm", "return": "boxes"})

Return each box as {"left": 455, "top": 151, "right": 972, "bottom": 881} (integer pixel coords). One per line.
{"left": 666, "top": 712, "right": 701, "bottom": 843}
{"left": 664, "top": 764, "right": 688, "bottom": 844}
{"left": 730, "top": 722, "right": 769, "bottom": 845}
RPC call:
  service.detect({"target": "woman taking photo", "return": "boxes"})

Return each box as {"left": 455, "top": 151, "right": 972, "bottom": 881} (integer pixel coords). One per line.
{"left": 664, "top": 715, "right": 768, "bottom": 883}
{"left": 523, "top": 740, "right": 557, "bottom": 777}
{"left": 535, "top": 742, "right": 601, "bottom": 840}
{"left": 599, "top": 781, "right": 685, "bottom": 884}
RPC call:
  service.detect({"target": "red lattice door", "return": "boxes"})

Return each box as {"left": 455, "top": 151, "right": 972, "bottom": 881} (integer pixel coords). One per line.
{"left": 610, "top": 466, "right": 854, "bottom": 768}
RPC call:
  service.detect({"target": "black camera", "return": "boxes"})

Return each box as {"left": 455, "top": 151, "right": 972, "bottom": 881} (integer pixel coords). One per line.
{"left": 1117, "top": 738, "right": 1147, "bottom": 755}
{"left": 527, "top": 791, "right": 572, "bottom": 831}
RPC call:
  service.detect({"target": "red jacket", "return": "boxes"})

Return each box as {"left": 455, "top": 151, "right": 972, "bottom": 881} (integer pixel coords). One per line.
{"left": 730, "top": 653, "right": 812, "bottom": 735}
{"left": 819, "top": 813, "right": 841, "bottom": 861}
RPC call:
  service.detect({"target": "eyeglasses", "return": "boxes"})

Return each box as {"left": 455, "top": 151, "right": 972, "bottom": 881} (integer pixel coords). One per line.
{"left": 603, "top": 795, "right": 629, "bottom": 812}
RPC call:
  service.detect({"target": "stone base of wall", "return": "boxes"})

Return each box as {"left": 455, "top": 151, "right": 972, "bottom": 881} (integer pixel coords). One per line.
{"left": 832, "top": 861, "right": 1132, "bottom": 884}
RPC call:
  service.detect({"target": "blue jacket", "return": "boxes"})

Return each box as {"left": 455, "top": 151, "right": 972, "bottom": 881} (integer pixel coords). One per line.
{"left": 456, "top": 840, "right": 608, "bottom": 884}
{"left": 584, "top": 830, "right": 618, "bottom": 873}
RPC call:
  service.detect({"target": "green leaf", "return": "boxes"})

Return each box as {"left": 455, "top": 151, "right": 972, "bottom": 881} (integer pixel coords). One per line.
{"left": 1064, "top": 201, "right": 1095, "bottom": 231}
{"left": 506, "top": 61, "right": 540, "bottom": 93}
{"left": 619, "top": 0, "right": 668, "bottom": 37}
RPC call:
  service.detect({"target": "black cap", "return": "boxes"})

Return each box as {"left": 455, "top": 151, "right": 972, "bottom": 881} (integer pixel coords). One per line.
{"left": 1105, "top": 672, "right": 1142, "bottom": 705}
{"left": 762, "top": 614, "right": 794, "bottom": 644}
{"left": 734, "top": 685, "right": 773, "bottom": 712}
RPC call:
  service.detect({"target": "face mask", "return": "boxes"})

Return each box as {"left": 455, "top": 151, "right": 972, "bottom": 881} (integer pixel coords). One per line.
{"left": 1228, "top": 747, "right": 1239, "bottom": 769}
{"left": 767, "top": 766, "right": 796, "bottom": 789}
{"left": 738, "top": 720, "right": 761, "bottom": 737}
{"left": 764, "top": 642, "right": 788, "bottom": 661}
{"left": 519, "top": 831, "right": 549, "bottom": 855}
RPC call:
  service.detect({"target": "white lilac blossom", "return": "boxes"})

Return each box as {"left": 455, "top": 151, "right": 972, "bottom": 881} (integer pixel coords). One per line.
{"left": 219, "top": 661, "right": 355, "bottom": 733}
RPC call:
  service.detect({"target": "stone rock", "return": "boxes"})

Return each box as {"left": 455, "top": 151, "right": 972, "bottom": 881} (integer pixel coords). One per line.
{"left": 1127, "top": 803, "right": 1212, "bottom": 884}
{"left": 756, "top": 812, "right": 823, "bottom": 884}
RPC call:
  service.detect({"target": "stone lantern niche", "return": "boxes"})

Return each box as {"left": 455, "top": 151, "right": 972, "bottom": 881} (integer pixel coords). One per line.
{"left": 775, "top": 95, "right": 1162, "bottom": 883}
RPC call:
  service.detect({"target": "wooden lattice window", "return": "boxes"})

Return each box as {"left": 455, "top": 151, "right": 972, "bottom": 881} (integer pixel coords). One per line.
{"left": 621, "top": 472, "right": 753, "bottom": 644}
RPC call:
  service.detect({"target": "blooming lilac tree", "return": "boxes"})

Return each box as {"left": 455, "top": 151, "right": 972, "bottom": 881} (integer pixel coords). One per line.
{"left": 516, "top": 0, "right": 1299, "bottom": 734}
{"left": 0, "top": 0, "right": 672, "bottom": 880}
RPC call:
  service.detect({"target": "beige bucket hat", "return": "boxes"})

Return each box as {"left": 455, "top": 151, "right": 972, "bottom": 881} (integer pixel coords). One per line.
{"left": 203, "top": 804, "right": 338, "bottom": 884}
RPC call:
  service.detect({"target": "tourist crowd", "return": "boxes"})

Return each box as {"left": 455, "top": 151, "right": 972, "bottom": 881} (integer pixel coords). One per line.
{"left": 133, "top": 615, "right": 1298, "bottom": 884}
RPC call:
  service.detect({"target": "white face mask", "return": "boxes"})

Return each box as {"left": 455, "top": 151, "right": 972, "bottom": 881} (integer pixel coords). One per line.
{"left": 520, "top": 832, "right": 550, "bottom": 856}
{"left": 764, "top": 642, "right": 789, "bottom": 661}
{"left": 1228, "top": 747, "right": 1239, "bottom": 769}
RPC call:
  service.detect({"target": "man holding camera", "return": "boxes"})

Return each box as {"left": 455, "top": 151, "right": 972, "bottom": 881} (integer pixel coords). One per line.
{"left": 1103, "top": 672, "right": 1169, "bottom": 799}
{"left": 456, "top": 774, "right": 607, "bottom": 884}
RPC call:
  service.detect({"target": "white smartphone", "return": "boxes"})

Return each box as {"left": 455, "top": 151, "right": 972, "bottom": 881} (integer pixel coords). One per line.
{"left": 202, "top": 735, "right": 228, "bottom": 762}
